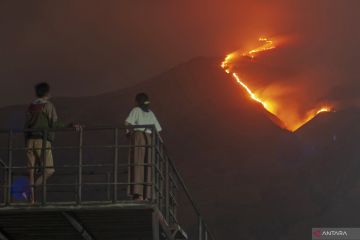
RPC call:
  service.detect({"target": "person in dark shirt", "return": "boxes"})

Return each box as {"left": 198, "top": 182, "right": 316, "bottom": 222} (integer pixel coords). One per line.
{"left": 24, "top": 82, "right": 79, "bottom": 203}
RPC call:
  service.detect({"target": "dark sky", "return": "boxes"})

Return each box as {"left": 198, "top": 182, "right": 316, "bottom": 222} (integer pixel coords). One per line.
{"left": 1, "top": 0, "right": 360, "bottom": 107}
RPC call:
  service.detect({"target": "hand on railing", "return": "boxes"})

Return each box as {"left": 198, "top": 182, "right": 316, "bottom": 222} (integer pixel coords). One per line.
{"left": 72, "top": 123, "right": 84, "bottom": 132}
{"left": 125, "top": 129, "right": 133, "bottom": 139}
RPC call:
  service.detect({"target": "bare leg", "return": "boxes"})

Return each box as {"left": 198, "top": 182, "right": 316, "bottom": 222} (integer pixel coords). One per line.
{"left": 34, "top": 140, "right": 55, "bottom": 193}
{"left": 34, "top": 168, "right": 55, "bottom": 186}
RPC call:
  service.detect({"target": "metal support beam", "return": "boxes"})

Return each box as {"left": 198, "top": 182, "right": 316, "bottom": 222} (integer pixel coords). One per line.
{"left": 62, "top": 212, "right": 94, "bottom": 240}
{"left": 170, "top": 224, "right": 188, "bottom": 240}
{"left": 198, "top": 217, "right": 203, "bottom": 240}
{"left": 77, "top": 129, "right": 83, "bottom": 205}
{"left": 113, "top": 128, "right": 119, "bottom": 203}
{"left": 0, "top": 158, "right": 7, "bottom": 206}
{"left": 6, "top": 130, "right": 12, "bottom": 206}
{"left": 0, "top": 228, "right": 9, "bottom": 240}
{"left": 152, "top": 210, "right": 160, "bottom": 240}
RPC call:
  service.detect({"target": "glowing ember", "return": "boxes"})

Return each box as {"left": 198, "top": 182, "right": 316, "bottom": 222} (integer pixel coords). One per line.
{"left": 317, "top": 107, "right": 332, "bottom": 114}
{"left": 245, "top": 37, "right": 276, "bottom": 58}
{"left": 221, "top": 37, "right": 333, "bottom": 131}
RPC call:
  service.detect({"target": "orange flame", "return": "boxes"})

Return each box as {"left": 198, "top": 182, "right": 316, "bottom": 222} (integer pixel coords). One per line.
{"left": 317, "top": 107, "right": 332, "bottom": 114}
{"left": 245, "top": 37, "right": 276, "bottom": 58}
{"left": 232, "top": 72, "right": 267, "bottom": 108}
{"left": 221, "top": 37, "right": 333, "bottom": 131}
{"left": 291, "top": 106, "right": 333, "bottom": 131}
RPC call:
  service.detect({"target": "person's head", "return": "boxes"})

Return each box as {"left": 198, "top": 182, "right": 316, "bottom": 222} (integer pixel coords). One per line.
{"left": 135, "top": 92, "right": 150, "bottom": 112}
{"left": 35, "top": 82, "right": 51, "bottom": 99}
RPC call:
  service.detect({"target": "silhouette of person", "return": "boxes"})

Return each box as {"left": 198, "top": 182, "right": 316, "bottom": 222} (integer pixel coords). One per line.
{"left": 24, "top": 82, "right": 80, "bottom": 203}
{"left": 125, "top": 93, "right": 162, "bottom": 201}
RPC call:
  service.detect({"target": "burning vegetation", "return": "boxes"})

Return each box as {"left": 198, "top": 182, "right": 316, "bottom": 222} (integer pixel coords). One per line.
{"left": 221, "top": 37, "right": 333, "bottom": 131}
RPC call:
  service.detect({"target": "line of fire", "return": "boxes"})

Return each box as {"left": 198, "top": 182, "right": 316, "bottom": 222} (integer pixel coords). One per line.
{"left": 221, "top": 37, "right": 333, "bottom": 131}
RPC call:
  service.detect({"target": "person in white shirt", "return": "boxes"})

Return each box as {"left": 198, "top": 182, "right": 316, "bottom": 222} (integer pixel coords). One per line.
{"left": 125, "top": 93, "right": 162, "bottom": 201}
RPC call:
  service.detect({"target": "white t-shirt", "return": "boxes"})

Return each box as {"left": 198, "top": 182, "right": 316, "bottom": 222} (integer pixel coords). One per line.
{"left": 125, "top": 107, "right": 162, "bottom": 133}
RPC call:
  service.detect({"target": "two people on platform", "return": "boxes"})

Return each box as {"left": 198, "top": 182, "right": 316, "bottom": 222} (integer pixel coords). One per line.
{"left": 24, "top": 82, "right": 162, "bottom": 203}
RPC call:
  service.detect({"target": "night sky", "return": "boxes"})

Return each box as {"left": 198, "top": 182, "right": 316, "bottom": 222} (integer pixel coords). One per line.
{"left": 1, "top": 0, "right": 360, "bottom": 107}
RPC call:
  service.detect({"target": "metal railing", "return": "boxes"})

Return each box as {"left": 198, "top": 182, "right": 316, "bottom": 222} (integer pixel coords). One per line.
{"left": 0, "top": 126, "right": 215, "bottom": 240}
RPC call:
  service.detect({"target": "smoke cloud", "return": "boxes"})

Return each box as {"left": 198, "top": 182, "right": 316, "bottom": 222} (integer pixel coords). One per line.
{"left": 0, "top": 0, "right": 359, "bottom": 109}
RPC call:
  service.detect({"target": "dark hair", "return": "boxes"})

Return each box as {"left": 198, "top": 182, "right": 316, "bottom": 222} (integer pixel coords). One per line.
{"left": 35, "top": 82, "right": 50, "bottom": 98}
{"left": 135, "top": 93, "right": 150, "bottom": 112}
{"left": 135, "top": 93, "right": 149, "bottom": 105}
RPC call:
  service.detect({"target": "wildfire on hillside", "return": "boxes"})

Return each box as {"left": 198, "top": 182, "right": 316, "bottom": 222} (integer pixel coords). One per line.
{"left": 221, "top": 37, "right": 333, "bottom": 131}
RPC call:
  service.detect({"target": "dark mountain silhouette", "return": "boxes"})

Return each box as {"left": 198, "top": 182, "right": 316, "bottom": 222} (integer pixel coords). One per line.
{"left": 284, "top": 110, "right": 360, "bottom": 240}
{"left": 0, "top": 57, "right": 358, "bottom": 239}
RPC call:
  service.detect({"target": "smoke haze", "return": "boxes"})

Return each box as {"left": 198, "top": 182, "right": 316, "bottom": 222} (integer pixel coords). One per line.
{"left": 0, "top": 0, "right": 360, "bottom": 108}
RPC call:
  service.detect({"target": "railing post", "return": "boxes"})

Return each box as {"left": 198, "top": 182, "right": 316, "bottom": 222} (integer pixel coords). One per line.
{"left": 77, "top": 128, "right": 83, "bottom": 205}
{"left": 41, "top": 130, "right": 48, "bottom": 205}
{"left": 198, "top": 217, "right": 203, "bottom": 240}
{"left": 113, "top": 128, "right": 119, "bottom": 203}
{"left": 204, "top": 230, "right": 208, "bottom": 240}
{"left": 6, "top": 130, "right": 13, "bottom": 206}
{"left": 165, "top": 153, "right": 170, "bottom": 223}
{"left": 151, "top": 127, "right": 157, "bottom": 202}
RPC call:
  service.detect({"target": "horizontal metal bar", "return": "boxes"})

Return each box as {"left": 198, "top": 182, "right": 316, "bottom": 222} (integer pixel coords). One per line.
{"left": 5, "top": 163, "right": 156, "bottom": 169}
{"left": 0, "top": 125, "right": 156, "bottom": 134}
{"left": 0, "top": 144, "right": 154, "bottom": 151}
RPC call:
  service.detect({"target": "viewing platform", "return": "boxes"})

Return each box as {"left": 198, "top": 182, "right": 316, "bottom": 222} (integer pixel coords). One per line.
{"left": 0, "top": 126, "right": 214, "bottom": 240}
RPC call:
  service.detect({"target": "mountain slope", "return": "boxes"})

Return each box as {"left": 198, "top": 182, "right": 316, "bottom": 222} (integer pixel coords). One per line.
{"left": 284, "top": 110, "right": 360, "bottom": 239}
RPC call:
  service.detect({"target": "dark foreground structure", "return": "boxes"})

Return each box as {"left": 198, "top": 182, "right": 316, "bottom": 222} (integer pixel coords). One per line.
{"left": 0, "top": 126, "right": 214, "bottom": 240}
